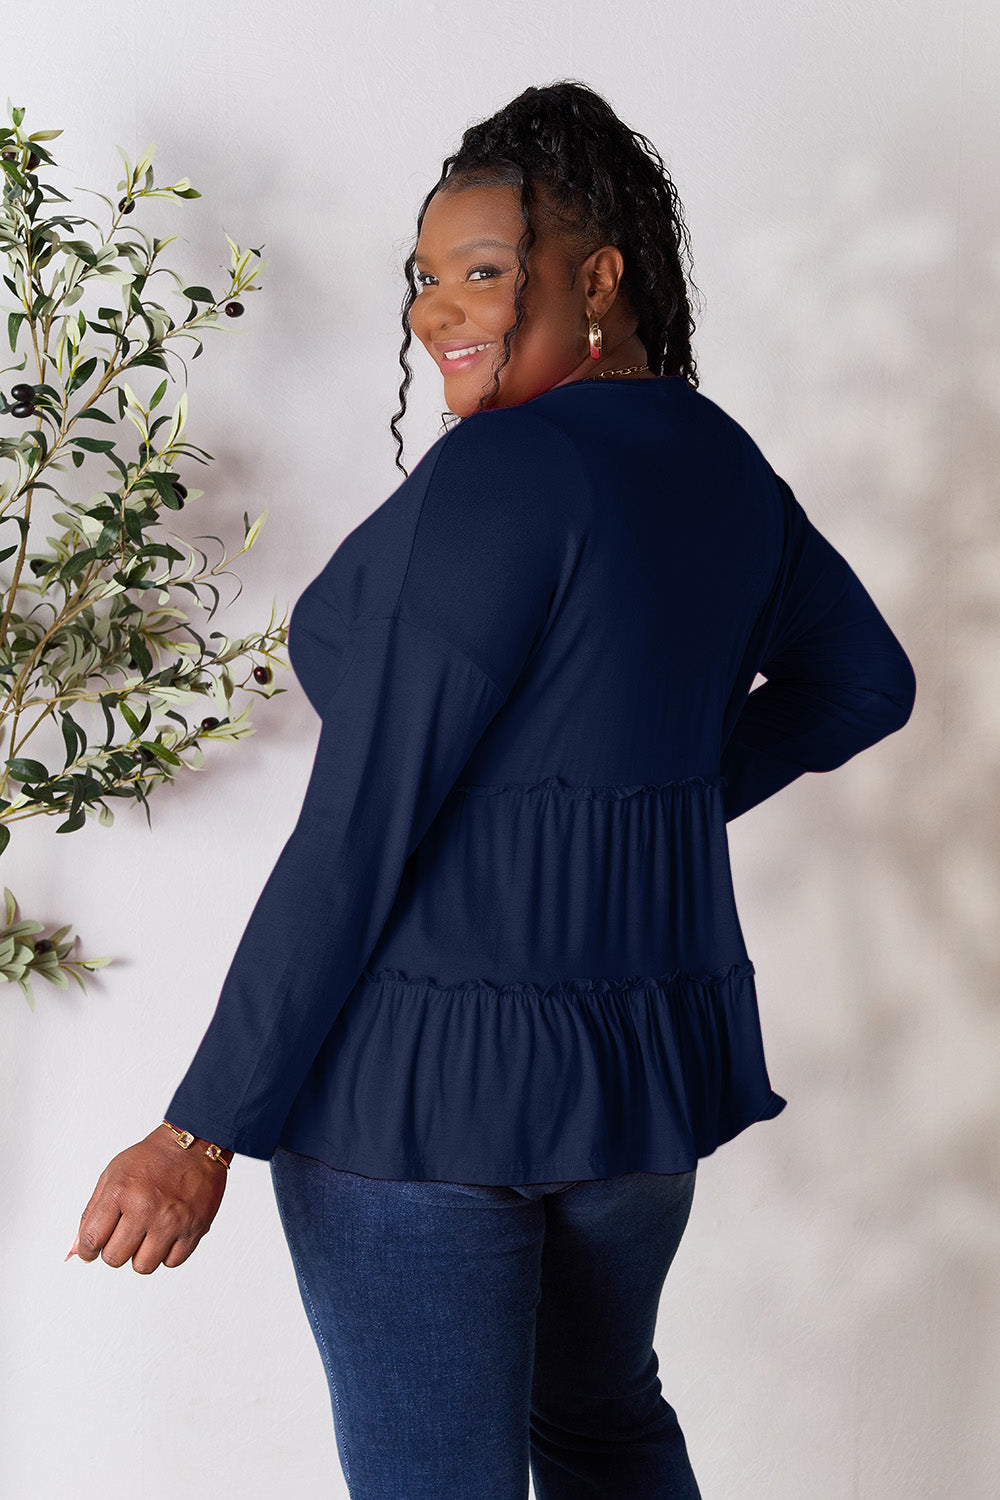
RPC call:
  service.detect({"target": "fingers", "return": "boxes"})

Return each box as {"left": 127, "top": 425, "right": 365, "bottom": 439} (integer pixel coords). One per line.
{"left": 75, "top": 1200, "right": 122, "bottom": 1263}
{"left": 79, "top": 1164, "right": 109, "bottom": 1224}
{"left": 130, "top": 1234, "right": 178, "bottom": 1275}
{"left": 96, "top": 1216, "right": 149, "bottom": 1269}
{"left": 73, "top": 1165, "right": 113, "bottom": 1262}
{"left": 119, "top": 1234, "right": 202, "bottom": 1274}
{"left": 162, "top": 1235, "right": 201, "bottom": 1269}
{"left": 69, "top": 1140, "right": 224, "bottom": 1272}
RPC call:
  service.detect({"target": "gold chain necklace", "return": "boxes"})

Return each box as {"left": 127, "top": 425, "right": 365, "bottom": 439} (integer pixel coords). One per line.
{"left": 583, "top": 364, "right": 652, "bottom": 380}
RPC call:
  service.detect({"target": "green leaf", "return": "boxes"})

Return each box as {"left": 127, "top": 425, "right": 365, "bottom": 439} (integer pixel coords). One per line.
{"left": 146, "top": 472, "right": 183, "bottom": 507}
{"left": 59, "top": 548, "right": 98, "bottom": 579}
{"left": 119, "top": 704, "right": 142, "bottom": 740}
{"left": 94, "top": 520, "right": 122, "bottom": 555}
{"left": 56, "top": 807, "right": 87, "bottom": 834}
{"left": 5, "top": 757, "right": 49, "bottom": 783}
{"left": 68, "top": 435, "right": 117, "bottom": 453}
{"left": 23, "top": 428, "right": 48, "bottom": 461}
{"left": 1, "top": 158, "right": 27, "bottom": 188}
{"left": 7, "top": 311, "right": 24, "bottom": 353}
{"left": 66, "top": 355, "right": 98, "bottom": 394}
{"left": 148, "top": 377, "right": 168, "bottom": 410}
{"left": 124, "top": 351, "right": 170, "bottom": 372}
{"left": 128, "top": 629, "right": 153, "bottom": 677}
{"left": 76, "top": 406, "right": 116, "bottom": 422}
{"left": 15, "top": 480, "right": 61, "bottom": 496}
{"left": 98, "top": 693, "right": 117, "bottom": 746}
{"left": 60, "top": 710, "right": 86, "bottom": 769}
{"left": 0, "top": 824, "right": 9, "bottom": 856}
{"left": 122, "top": 509, "right": 144, "bottom": 544}
{"left": 62, "top": 241, "right": 100, "bottom": 266}
{"left": 139, "top": 740, "right": 182, "bottom": 767}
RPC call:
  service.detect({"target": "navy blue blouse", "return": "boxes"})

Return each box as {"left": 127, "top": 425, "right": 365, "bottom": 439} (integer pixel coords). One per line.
{"left": 164, "top": 376, "right": 916, "bottom": 1183}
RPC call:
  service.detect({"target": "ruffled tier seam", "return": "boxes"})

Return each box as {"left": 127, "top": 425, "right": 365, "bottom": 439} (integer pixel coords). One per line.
{"left": 451, "top": 773, "right": 727, "bottom": 800}
{"left": 361, "top": 957, "right": 754, "bottom": 1000}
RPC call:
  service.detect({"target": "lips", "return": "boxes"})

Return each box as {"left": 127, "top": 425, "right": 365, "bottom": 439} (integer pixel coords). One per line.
{"left": 434, "top": 339, "right": 492, "bottom": 352}
{"left": 434, "top": 340, "right": 496, "bottom": 370}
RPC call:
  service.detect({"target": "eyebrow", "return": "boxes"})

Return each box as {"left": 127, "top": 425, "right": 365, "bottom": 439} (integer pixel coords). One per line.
{"left": 413, "top": 238, "right": 517, "bottom": 265}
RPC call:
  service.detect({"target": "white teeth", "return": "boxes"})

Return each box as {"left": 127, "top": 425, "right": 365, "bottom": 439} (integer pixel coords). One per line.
{"left": 443, "top": 343, "right": 490, "bottom": 360}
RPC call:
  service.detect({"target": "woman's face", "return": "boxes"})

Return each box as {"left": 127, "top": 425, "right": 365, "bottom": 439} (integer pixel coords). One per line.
{"left": 408, "top": 182, "right": 637, "bottom": 416}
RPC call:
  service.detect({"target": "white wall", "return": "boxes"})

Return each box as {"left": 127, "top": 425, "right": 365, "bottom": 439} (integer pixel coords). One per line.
{"left": 2, "top": 2, "right": 997, "bottom": 1496}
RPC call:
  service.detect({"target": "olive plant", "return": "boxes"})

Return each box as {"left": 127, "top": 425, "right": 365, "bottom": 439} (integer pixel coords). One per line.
{"left": 0, "top": 100, "right": 282, "bottom": 1007}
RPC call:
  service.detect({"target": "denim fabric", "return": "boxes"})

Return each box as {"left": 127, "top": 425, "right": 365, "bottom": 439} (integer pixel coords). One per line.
{"left": 270, "top": 1145, "right": 702, "bottom": 1499}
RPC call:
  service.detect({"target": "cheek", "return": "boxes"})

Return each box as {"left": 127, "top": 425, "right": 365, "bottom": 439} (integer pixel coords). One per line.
{"left": 516, "top": 279, "right": 576, "bottom": 338}
{"left": 408, "top": 295, "right": 428, "bottom": 337}
{"left": 476, "top": 285, "right": 517, "bottom": 331}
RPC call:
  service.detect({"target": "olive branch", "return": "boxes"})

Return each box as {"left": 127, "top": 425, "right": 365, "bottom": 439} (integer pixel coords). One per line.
{"left": 0, "top": 99, "right": 282, "bottom": 1007}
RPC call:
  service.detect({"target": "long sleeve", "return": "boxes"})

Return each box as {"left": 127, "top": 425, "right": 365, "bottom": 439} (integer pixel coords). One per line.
{"left": 163, "top": 617, "right": 509, "bottom": 1157}
{"left": 164, "top": 408, "right": 567, "bottom": 1159}
{"left": 720, "top": 472, "right": 917, "bottom": 822}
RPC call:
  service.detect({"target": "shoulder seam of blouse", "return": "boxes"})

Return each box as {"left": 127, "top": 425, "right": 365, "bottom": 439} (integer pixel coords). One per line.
{"left": 392, "top": 426, "right": 461, "bottom": 619}
{"left": 324, "top": 591, "right": 349, "bottom": 630}
{"left": 348, "top": 608, "right": 507, "bottom": 701}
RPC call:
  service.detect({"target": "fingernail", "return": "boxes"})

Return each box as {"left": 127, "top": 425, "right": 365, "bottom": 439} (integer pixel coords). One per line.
{"left": 65, "top": 1236, "right": 78, "bottom": 1260}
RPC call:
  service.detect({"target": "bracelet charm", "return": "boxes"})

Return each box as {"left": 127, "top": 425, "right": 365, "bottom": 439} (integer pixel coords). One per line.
{"left": 161, "top": 1119, "right": 231, "bottom": 1169}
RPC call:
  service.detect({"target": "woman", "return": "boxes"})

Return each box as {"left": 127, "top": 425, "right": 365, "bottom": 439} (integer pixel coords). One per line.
{"left": 69, "top": 81, "right": 917, "bottom": 1500}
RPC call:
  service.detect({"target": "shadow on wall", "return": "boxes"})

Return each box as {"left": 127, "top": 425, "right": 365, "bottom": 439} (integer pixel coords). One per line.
{"left": 707, "top": 109, "right": 1000, "bottom": 1499}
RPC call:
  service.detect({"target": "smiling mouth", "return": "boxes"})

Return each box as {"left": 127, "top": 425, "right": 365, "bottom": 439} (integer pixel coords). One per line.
{"left": 437, "top": 342, "right": 496, "bottom": 368}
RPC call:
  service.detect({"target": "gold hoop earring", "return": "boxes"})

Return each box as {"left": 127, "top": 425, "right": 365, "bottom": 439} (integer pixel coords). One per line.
{"left": 588, "top": 311, "right": 603, "bottom": 360}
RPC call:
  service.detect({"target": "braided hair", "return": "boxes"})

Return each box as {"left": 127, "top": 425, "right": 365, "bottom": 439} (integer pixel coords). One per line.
{"left": 390, "top": 79, "right": 703, "bottom": 476}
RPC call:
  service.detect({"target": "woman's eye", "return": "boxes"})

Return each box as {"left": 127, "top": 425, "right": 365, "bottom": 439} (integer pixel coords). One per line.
{"left": 415, "top": 265, "right": 500, "bottom": 289}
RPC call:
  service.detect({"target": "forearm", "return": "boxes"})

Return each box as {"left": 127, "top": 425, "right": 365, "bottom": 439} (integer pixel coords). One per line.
{"left": 721, "top": 666, "right": 915, "bottom": 821}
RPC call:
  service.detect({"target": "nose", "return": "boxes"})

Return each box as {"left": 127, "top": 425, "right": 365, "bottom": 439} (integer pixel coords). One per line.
{"left": 415, "top": 281, "right": 469, "bottom": 325}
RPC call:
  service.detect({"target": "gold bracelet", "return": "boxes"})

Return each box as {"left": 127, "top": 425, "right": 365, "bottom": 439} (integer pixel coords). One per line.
{"left": 161, "top": 1118, "right": 231, "bottom": 1169}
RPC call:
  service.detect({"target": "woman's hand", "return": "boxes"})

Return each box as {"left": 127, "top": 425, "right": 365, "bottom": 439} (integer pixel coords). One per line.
{"left": 67, "top": 1124, "right": 231, "bottom": 1273}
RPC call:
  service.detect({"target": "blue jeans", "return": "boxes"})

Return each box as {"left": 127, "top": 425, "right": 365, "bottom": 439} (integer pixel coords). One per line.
{"left": 269, "top": 1145, "right": 701, "bottom": 1499}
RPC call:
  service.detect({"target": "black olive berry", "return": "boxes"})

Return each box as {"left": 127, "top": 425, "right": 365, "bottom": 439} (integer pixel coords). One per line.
{"left": 11, "top": 383, "right": 34, "bottom": 401}
{"left": 200, "top": 716, "right": 220, "bottom": 731}
{"left": 27, "top": 152, "right": 40, "bottom": 171}
{"left": 33, "top": 938, "right": 53, "bottom": 954}
{"left": 138, "top": 747, "right": 157, "bottom": 765}
{"left": 118, "top": 197, "right": 135, "bottom": 214}
{"left": 29, "top": 558, "right": 46, "bottom": 575}
{"left": 1, "top": 151, "right": 15, "bottom": 162}
{"left": 224, "top": 301, "right": 244, "bottom": 317}
{"left": 12, "top": 402, "right": 35, "bottom": 419}
{"left": 252, "top": 665, "right": 271, "bottom": 685}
